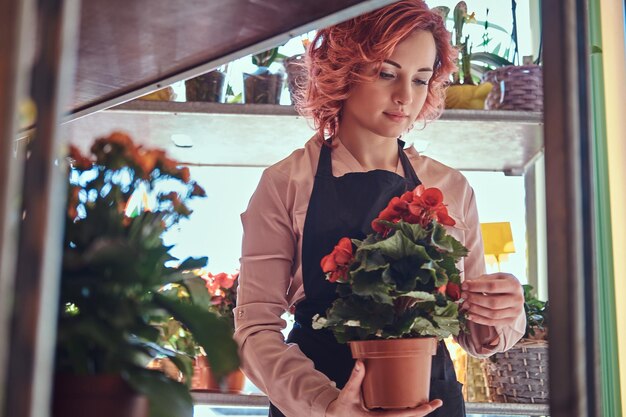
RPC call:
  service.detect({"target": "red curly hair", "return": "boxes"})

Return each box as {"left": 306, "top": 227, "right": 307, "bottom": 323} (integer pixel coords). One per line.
{"left": 294, "top": 0, "right": 456, "bottom": 140}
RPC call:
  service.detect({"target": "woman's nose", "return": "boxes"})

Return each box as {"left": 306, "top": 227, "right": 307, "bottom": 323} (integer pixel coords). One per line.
{"left": 393, "top": 81, "right": 412, "bottom": 105}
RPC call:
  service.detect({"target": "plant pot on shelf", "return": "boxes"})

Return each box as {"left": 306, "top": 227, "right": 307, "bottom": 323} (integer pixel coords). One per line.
{"left": 349, "top": 338, "right": 438, "bottom": 410}
{"left": 242, "top": 67, "right": 284, "bottom": 104}
{"left": 284, "top": 54, "right": 307, "bottom": 105}
{"left": 481, "top": 338, "right": 549, "bottom": 404}
{"left": 138, "top": 86, "right": 176, "bottom": 101}
{"left": 185, "top": 70, "right": 227, "bottom": 102}
{"left": 52, "top": 374, "right": 149, "bottom": 417}
{"left": 191, "top": 355, "right": 246, "bottom": 393}
{"left": 483, "top": 65, "right": 543, "bottom": 112}
{"left": 445, "top": 83, "right": 493, "bottom": 109}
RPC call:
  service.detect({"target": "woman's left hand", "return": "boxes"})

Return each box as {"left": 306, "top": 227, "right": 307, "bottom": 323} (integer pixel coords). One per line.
{"left": 460, "top": 273, "right": 524, "bottom": 328}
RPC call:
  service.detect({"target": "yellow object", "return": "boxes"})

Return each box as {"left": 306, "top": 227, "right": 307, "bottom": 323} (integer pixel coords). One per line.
{"left": 19, "top": 98, "right": 37, "bottom": 129}
{"left": 445, "top": 82, "right": 493, "bottom": 110}
{"left": 444, "top": 337, "right": 466, "bottom": 386}
{"left": 138, "top": 86, "right": 176, "bottom": 101}
{"left": 480, "top": 222, "right": 515, "bottom": 271}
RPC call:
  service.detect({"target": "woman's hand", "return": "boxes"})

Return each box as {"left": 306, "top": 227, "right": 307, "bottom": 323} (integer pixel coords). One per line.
{"left": 461, "top": 273, "right": 524, "bottom": 328}
{"left": 325, "top": 361, "right": 442, "bottom": 417}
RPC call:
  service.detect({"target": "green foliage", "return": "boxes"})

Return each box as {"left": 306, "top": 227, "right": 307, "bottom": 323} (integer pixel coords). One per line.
{"left": 314, "top": 221, "right": 468, "bottom": 342}
{"left": 522, "top": 284, "right": 548, "bottom": 338}
{"left": 59, "top": 134, "right": 239, "bottom": 417}
{"left": 251, "top": 47, "right": 288, "bottom": 68}
{"left": 433, "top": 2, "right": 515, "bottom": 84}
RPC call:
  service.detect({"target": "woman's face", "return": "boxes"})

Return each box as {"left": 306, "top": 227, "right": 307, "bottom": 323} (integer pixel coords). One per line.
{"left": 341, "top": 30, "right": 437, "bottom": 140}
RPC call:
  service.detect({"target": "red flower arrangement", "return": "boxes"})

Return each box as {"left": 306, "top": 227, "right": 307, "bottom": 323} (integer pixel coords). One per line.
{"left": 201, "top": 271, "right": 239, "bottom": 326}
{"left": 313, "top": 185, "right": 468, "bottom": 343}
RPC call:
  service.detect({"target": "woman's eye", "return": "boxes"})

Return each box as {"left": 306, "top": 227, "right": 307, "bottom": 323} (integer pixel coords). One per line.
{"left": 380, "top": 71, "right": 395, "bottom": 79}
{"left": 413, "top": 79, "right": 429, "bottom": 86}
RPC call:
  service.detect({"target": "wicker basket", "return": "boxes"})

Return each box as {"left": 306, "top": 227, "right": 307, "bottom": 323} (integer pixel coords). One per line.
{"left": 482, "top": 339, "right": 549, "bottom": 404}
{"left": 464, "top": 355, "right": 490, "bottom": 402}
{"left": 483, "top": 65, "right": 543, "bottom": 112}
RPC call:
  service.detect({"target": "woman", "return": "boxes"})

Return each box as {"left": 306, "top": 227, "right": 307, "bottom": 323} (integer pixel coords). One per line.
{"left": 234, "top": 1, "right": 526, "bottom": 416}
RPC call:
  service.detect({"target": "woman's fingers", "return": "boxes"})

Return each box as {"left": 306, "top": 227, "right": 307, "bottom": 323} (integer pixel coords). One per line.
{"left": 464, "top": 302, "right": 520, "bottom": 319}
{"left": 465, "top": 310, "right": 519, "bottom": 327}
{"left": 378, "top": 399, "right": 443, "bottom": 417}
{"left": 460, "top": 273, "right": 524, "bottom": 327}
{"left": 462, "top": 291, "right": 522, "bottom": 310}
{"left": 462, "top": 273, "right": 522, "bottom": 295}
{"left": 342, "top": 360, "right": 366, "bottom": 405}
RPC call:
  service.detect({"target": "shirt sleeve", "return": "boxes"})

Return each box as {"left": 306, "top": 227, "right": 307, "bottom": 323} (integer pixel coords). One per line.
{"left": 233, "top": 169, "right": 340, "bottom": 417}
{"left": 455, "top": 187, "right": 526, "bottom": 358}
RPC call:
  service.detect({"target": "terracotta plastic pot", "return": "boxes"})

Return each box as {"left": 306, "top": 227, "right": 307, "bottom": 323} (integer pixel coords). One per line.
{"left": 349, "top": 338, "right": 437, "bottom": 410}
{"left": 191, "top": 355, "right": 246, "bottom": 393}
{"left": 52, "top": 374, "right": 149, "bottom": 417}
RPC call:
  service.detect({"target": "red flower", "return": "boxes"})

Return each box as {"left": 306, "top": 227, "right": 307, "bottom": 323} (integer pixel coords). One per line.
{"left": 435, "top": 205, "right": 456, "bottom": 226}
{"left": 372, "top": 186, "right": 455, "bottom": 234}
{"left": 320, "top": 237, "right": 353, "bottom": 283}
{"left": 437, "top": 284, "right": 447, "bottom": 296}
{"left": 446, "top": 282, "right": 461, "bottom": 301}
{"left": 416, "top": 186, "right": 444, "bottom": 209}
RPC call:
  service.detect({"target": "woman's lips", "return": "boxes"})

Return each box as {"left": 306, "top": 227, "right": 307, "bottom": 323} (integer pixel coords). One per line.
{"left": 384, "top": 112, "right": 408, "bottom": 123}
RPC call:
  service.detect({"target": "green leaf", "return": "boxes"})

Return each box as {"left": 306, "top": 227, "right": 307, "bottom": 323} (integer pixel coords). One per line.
{"left": 181, "top": 275, "right": 212, "bottom": 309}
{"left": 353, "top": 250, "right": 388, "bottom": 272}
{"left": 153, "top": 294, "right": 239, "bottom": 380}
{"left": 403, "top": 291, "right": 436, "bottom": 301}
{"left": 361, "top": 230, "right": 431, "bottom": 261}
{"left": 177, "top": 256, "right": 208, "bottom": 271}
{"left": 418, "top": 260, "right": 438, "bottom": 284}
{"left": 431, "top": 223, "right": 469, "bottom": 258}
{"left": 350, "top": 269, "right": 393, "bottom": 305}
{"left": 126, "top": 368, "right": 193, "bottom": 417}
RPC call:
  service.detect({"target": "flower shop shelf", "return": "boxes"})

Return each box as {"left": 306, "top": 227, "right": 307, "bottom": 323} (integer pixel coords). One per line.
{"left": 65, "top": 101, "right": 543, "bottom": 175}
{"left": 190, "top": 392, "right": 550, "bottom": 415}
{"left": 70, "top": 0, "right": 399, "bottom": 118}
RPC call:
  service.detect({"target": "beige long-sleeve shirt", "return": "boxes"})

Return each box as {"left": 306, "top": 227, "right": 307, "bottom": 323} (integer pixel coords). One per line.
{"left": 234, "top": 137, "right": 525, "bottom": 417}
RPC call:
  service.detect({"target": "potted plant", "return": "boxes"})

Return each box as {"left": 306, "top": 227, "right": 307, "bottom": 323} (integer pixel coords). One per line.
{"left": 243, "top": 46, "right": 286, "bottom": 104}
{"left": 185, "top": 65, "right": 228, "bottom": 103}
{"left": 312, "top": 185, "right": 469, "bottom": 409}
{"left": 54, "top": 132, "right": 240, "bottom": 417}
{"left": 433, "top": 2, "right": 515, "bottom": 109}
{"left": 482, "top": 285, "right": 549, "bottom": 403}
{"left": 151, "top": 270, "right": 245, "bottom": 393}
{"left": 189, "top": 271, "right": 246, "bottom": 392}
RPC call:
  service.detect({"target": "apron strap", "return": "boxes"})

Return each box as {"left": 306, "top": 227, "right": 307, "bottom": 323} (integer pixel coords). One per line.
{"left": 398, "top": 139, "right": 422, "bottom": 187}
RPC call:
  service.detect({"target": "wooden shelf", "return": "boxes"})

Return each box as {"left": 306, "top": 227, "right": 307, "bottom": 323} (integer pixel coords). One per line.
{"left": 191, "top": 392, "right": 550, "bottom": 415}
{"left": 71, "top": 0, "right": 397, "bottom": 119}
{"left": 65, "top": 101, "right": 543, "bottom": 175}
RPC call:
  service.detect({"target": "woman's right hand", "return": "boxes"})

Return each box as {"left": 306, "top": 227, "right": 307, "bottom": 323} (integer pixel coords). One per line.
{"left": 325, "top": 361, "right": 443, "bottom": 417}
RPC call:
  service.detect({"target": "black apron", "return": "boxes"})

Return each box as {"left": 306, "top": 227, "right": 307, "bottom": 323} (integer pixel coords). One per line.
{"left": 269, "top": 140, "right": 465, "bottom": 417}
